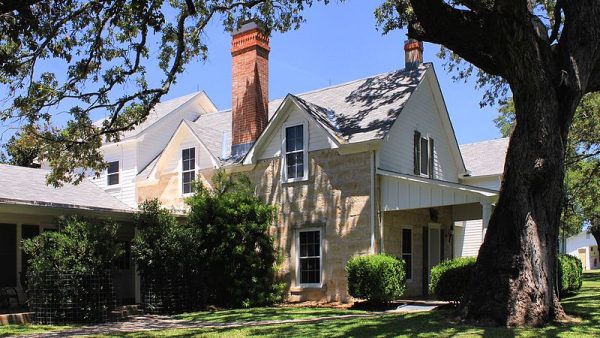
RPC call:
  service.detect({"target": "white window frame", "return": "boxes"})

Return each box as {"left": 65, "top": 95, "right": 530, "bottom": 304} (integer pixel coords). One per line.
{"left": 402, "top": 225, "right": 413, "bottom": 281}
{"left": 296, "top": 227, "right": 323, "bottom": 288}
{"left": 282, "top": 121, "right": 309, "bottom": 183}
{"left": 419, "top": 136, "right": 430, "bottom": 178}
{"left": 180, "top": 146, "right": 196, "bottom": 197}
{"left": 106, "top": 160, "right": 121, "bottom": 188}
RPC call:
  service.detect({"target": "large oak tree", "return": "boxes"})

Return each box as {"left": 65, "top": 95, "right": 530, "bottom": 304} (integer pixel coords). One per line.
{"left": 377, "top": 0, "right": 600, "bottom": 327}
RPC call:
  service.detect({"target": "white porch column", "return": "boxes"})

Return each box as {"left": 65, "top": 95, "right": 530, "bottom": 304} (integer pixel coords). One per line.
{"left": 134, "top": 228, "right": 142, "bottom": 304}
{"left": 480, "top": 200, "right": 492, "bottom": 242}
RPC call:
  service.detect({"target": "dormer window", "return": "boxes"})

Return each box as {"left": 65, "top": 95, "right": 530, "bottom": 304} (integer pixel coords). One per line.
{"left": 414, "top": 131, "right": 434, "bottom": 179}
{"left": 283, "top": 123, "right": 308, "bottom": 182}
{"left": 107, "top": 161, "right": 119, "bottom": 186}
{"left": 182, "top": 147, "right": 195, "bottom": 195}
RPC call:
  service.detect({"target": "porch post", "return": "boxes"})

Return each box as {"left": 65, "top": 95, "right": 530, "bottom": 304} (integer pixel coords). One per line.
{"left": 134, "top": 228, "right": 142, "bottom": 304}
{"left": 480, "top": 200, "right": 492, "bottom": 242}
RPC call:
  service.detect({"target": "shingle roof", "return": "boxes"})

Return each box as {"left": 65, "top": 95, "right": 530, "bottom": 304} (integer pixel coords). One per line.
{"left": 0, "top": 164, "right": 134, "bottom": 212}
{"left": 185, "top": 64, "right": 429, "bottom": 163}
{"left": 459, "top": 138, "right": 509, "bottom": 177}
{"left": 94, "top": 91, "right": 203, "bottom": 140}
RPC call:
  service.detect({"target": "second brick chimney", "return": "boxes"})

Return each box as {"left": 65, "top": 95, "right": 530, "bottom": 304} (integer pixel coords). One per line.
{"left": 230, "top": 22, "right": 270, "bottom": 157}
{"left": 404, "top": 39, "right": 423, "bottom": 69}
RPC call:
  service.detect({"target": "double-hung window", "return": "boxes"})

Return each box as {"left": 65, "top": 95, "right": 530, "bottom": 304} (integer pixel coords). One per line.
{"left": 284, "top": 124, "right": 307, "bottom": 181}
{"left": 107, "top": 161, "right": 119, "bottom": 186}
{"left": 413, "top": 131, "right": 434, "bottom": 178}
{"left": 181, "top": 147, "right": 195, "bottom": 195}
{"left": 402, "top": 227, "right": 413, "bottom": 280}
{"left": 298, "top": 229, "right": 321, "bottom": 286}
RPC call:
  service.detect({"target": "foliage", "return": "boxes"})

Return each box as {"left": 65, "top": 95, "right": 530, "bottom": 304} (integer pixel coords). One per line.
{"left": 558, "top": 254, "right": 583, "bottom": 295}
{"left": 132, "top": 199, "right": 204, "bottom": 313}
{"left": 186, "top": 170, "right": 282, "bottom": 308}
{"left": 428, "top": 257, "right": 476, "bottom": 305}
{"left": 0, "top": 0, "right": 331, "bottom": 186}
{"left": 494, "top": 93, "right": 600, "bottom": 240}
{"left": 22, "top": 216, "right": 122, "bottom": 323}
{"left": 0, "top": 131, "right": 40, "bottom": 168}
{"left": 345, "top": 254, "right": 406, "bottom": 303}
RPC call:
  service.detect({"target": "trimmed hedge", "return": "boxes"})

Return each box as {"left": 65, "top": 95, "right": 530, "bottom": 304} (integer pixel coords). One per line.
{"left": 429, "top": 257, "right": 477, "bottom": 304}
{"left": 429, "top": 254, "right": 584, "bottom": 304}
{"left": 558, "top": 254, "right": 583, "bottom": 295}
{"left": 346, "top": 254, "right": 406, "bottom": 303}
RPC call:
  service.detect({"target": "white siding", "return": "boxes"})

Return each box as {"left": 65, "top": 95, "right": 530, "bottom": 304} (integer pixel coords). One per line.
{"left": 461, "top": 177, "right": 501, "bottom": 191}
{"left": 454, "top": 220, "right": 482, "bottom": 257}
{"left": 257, "top": 104, "right": 336, "bottom": 160}
{"left": 91, "top": 142, "right": 137, "bottom": 207}
{"left": 378, "top": 73, "right": 460, "bottom": 182}
{"left": 157, "top": 126, "right": 215, "bottom": 175}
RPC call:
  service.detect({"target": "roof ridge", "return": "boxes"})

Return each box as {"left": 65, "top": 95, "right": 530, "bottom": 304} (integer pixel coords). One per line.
{"left": 460, "top": 137, "right": 509, "bottom": 147}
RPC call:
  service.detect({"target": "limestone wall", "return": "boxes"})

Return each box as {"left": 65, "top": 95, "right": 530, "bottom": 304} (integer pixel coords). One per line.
{"left": 247, "top": 149, "right": 373, "bottom": 302}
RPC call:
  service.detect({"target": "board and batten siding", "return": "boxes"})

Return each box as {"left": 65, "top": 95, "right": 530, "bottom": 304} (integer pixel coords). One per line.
{"left": 378, "top": 72, "right": 460, "bottom": 182}
{"left": 453, "top": 220, "right": 483, "bottom": 258}
{"left": 91, "top": 142, "right": 137, "bottom": 207}
{"left": 256, "top": 104, "right": 337, "bottom": 160}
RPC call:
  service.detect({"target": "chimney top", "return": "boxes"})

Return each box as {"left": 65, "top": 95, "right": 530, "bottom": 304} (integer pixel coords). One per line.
{"left": 404, "top": 39, "right": 423, "bottom": 70}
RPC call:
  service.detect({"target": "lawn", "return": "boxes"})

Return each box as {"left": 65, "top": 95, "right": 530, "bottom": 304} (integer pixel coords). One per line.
{"left": 2, "top": 271, "right": 599, "bottom": 337}
{"left": 0, "top": 324, "right": 71, "bottom": 337}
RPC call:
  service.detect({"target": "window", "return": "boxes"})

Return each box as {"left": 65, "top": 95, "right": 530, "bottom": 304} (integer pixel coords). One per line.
{"left": 182, "top": 147, "right": 195, "bottom": 195}
{"left": 402, "top": 227, "right": 413, "bottom": 280}
{"left": 298, "top": 229, "right": 321, "bottom": 286}
{"left": 107, "top": 161, "right": 119, "bottom": 186}
{"left": 284, "top": 124, "right": 306, "bottom": 181}
{"left": 413, "top": 131, "right": 434, "bottom": 178}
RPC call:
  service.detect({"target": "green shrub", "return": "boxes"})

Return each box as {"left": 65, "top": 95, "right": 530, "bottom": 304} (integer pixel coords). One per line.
{"left": 558, "top": 254, "right": 583, "bottom": 295}
{"left": 132, "top": 199, "right": 204, "bottom": 313}
{"left": 346, "top": 254, "right": 406, "bottom": 303}
{"left": 23, "top": 216, "right": 123, "bottom": 323}
{"left": 429, "top": 257, "right": 476, "bottom": 304}
{"left": 186, "top": 170, "right": 283, "bottom": 308}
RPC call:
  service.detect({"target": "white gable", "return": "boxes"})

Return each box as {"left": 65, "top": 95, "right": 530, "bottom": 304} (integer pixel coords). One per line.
{"left": 251, "top": 99, "right": 339, "bottom": 161}
{"left": 377, "top": 69, "right": 465, "bottom": 182}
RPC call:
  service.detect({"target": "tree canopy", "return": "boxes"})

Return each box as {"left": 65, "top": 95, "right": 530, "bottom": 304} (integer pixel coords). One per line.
{"left": 0, "top": 0, "right": 328, "bottom": 185}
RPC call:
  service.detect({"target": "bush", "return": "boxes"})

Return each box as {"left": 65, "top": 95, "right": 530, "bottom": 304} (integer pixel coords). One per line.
{"left": 132, "top": 199, "right": 205, "bottom": 314}
{"left": 429, "top": 257, "right": 476, "bottom": 304}
{"left": 186, "top": 170, "right": 283, "bottom": 308}
{"left": 346, "top": 254, "right": 406, "bottom": 303}
{"left": 23, "top": 216, "right": 122, "bottom": 323}
{"left": 558, "top": 254, "right": 583, "bottom": 295}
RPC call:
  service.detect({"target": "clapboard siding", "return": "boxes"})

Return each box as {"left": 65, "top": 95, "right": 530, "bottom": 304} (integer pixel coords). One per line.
{"left": 461, "top": 177, "right": 501, "bottom": 191}
{"left": 158, "top": 126, "right": 215, "bottom": 175}
{"left": 378, "top": 72, "right": 459, "bottom": 182}
{"left": 453, "top": 220, "right": 482, "bottom": 257}
{"left": 257, "top": 104, "right": 335, "bottom": 160}
{"left": 91, "top": 142, "right": 137, "bottom": 207}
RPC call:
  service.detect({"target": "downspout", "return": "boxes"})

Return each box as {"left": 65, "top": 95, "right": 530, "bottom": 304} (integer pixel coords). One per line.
{"left": 370, "top": 150, "right": 376, "bottom": 254}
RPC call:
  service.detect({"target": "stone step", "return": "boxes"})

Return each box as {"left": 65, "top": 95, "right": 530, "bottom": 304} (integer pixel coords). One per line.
{"left": 0, "top": 312, "right": 34, "bottom": 325}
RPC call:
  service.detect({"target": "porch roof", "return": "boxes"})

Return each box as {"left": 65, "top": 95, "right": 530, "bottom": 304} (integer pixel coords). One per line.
{"left": 378, "top": 169, "right": 498, "bottom": 211}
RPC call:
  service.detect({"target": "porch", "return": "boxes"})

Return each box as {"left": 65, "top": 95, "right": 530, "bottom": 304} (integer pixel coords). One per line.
{"left": 377, "top": 169, "right": 498, "bottom": 296}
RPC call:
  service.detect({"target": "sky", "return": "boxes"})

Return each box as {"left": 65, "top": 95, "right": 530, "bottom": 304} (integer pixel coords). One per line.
{"left": 162, "top": 0, "right": 503, "bottom": 145}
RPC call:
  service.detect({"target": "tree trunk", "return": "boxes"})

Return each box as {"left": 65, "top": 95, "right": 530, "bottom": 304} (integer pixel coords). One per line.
{"left": 462, "top": 82, "right": 575, "bottom": 326}
{"left": 592, "top": 227, "right": 600, "bottom": 249}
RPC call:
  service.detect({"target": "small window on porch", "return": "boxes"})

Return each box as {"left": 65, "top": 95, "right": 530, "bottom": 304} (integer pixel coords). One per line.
{"left": 402, "top": 227, "right": 413, "bottom": 280}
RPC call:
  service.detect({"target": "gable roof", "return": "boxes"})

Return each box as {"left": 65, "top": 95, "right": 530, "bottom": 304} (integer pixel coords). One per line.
{"left": 95, "top": 91, "right": 209, "bottom": 141}
{"left": 460, "top": 137, "right": 509, "bottom": 177}
{"left": 0, "top": 164, "right": 133, "bottom": 212}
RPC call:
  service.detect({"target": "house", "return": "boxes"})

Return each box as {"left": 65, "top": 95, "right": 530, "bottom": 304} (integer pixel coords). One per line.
{"left": 566, "top": 231, "right": 599, "bottom": 270}
{"left": 2, "top": 22, "right": 510, "bottom": 303}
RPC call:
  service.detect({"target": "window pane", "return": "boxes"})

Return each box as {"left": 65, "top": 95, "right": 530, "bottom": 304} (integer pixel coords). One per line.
{"left": 300, "top": 257, "right": 320, "bottom": 284}
{"left": 286, "top": 125, "right": 303, "bottom": 152}
{"left": 402, "top": 229, "right": 412, "bottom": 254}
{"left": 107, "top": 161, "right": 119, "bottom": 174}
{"left": 108, "top": 173, "right": 119, "bottom": 185}
{"left": 299, "top": 230, "right": 320, "bottom": 284}
{"left": 420, "top": 138, "right": 428, "bottom": 175}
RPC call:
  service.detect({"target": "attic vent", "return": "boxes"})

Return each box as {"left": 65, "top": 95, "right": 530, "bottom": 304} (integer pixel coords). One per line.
{"left": 221, "top": 131, "right": 231, "bottom": 159}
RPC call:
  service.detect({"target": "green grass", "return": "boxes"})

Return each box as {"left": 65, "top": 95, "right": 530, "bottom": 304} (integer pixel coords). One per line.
{"left": 98, "top": 270, "right": 600, "bottom": 337}
{"left": 174, "top": 306, "right": 368, "bottom": 323}
{"left": 0, "top": 324, "right": 71, "bottom": 337}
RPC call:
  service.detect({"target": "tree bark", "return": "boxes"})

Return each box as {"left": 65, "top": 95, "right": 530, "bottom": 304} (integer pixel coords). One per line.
{"left": 592, "top": 227, "right": 600, "bottom": 249}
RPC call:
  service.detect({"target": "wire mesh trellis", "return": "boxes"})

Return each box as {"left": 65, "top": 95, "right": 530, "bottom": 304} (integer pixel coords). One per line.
{"left": 142, "top": 273, "right": 206, "bottom": 314}
{"left": 28, "top": 271, "right": 117, "bottom": 324}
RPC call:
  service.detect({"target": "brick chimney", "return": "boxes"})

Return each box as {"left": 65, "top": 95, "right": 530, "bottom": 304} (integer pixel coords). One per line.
{"left": 230, "top": 21, "right": 270, "bottom": 157}
{"left": 404, "top": 39, "right": 423, "bottom": 69}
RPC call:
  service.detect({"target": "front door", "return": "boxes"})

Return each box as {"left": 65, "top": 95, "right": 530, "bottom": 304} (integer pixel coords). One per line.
{"left": 429, "top": 224, "right": 442, "bottom": 271}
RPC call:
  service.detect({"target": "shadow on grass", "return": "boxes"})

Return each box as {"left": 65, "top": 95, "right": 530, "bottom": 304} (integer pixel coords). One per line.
{"left": 174, "top": 306, "right": 367, "bottom": 323}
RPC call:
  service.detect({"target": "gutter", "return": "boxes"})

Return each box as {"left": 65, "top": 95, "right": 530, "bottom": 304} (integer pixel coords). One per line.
{"left": 0, "top": 198, "right": 135, "bottom": 214}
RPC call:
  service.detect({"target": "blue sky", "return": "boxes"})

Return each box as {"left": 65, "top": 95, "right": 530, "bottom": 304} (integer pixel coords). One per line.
{"left": 163, "top": 0, "right": 502, "bottom": 144}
